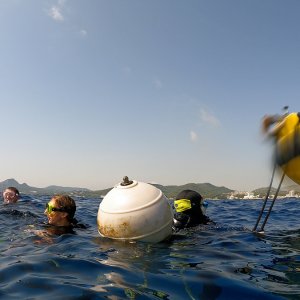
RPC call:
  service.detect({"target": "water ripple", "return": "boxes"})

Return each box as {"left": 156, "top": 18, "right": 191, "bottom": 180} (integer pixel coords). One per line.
{"left": 1, "top": 197, "right": 300, "bottom": 299}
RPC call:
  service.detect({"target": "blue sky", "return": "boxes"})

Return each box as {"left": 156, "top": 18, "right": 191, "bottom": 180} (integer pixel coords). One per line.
{"left": 1, "top": 0, "right": 299, "bottom": 191}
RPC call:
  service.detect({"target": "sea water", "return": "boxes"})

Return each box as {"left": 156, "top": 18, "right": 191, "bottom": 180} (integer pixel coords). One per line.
{"left": 0, "top": 196, "right": 300, "bottom": 299}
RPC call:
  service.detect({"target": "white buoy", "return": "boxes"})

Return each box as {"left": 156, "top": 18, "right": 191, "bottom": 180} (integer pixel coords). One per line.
{"left": 97, "top": 176, "right": 173, "bottom": 243}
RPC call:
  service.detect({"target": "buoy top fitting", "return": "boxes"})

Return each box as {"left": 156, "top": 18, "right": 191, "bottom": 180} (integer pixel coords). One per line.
{"left": 120, "top": 176, "right": 133, "bottom": 186}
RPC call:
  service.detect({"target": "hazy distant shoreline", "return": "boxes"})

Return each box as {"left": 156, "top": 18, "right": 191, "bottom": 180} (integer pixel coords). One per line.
{"left": 1, "top": 178, "right": 300, "bottom": 200}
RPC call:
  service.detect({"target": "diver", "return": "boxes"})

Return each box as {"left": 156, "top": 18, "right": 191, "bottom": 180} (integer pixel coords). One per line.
{"left": 172, "top": 189, "right": 214, "bottom": 231}
{"left": 44, "top": 194, "right": 87, "bottom": 229}
{"left": 3, "top": 187, "right": 20, "bottom": 204}
{"left": 27, "top": 195, "right": 87, "bottom": 243}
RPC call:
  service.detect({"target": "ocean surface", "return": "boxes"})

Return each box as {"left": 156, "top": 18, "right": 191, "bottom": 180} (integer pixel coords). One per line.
{"left": 1, "top": 196, "right": 300, "bottom": 299}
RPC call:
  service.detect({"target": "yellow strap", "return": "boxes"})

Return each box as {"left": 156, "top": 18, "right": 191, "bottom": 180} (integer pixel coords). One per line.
{"left": 174, "top": 199, "right": 192, "bottom": 212}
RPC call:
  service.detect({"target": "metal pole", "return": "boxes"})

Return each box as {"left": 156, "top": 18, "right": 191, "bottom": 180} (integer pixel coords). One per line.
{"left": 259, "top": 172, "right": 285, "bottom": 232}
{"left": 252, "top": 163, "right": 276, "bottom": 232}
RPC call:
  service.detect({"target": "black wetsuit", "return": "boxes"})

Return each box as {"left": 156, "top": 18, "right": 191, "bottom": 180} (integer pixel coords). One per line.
{"left": 173, "top": 189, "right": 214, "bottom": 231}
{"left": 43, "top": 218, "right": 88, "bottom": 235}
{"left": 173, "top": 212, "right": 213, "bottom": 231}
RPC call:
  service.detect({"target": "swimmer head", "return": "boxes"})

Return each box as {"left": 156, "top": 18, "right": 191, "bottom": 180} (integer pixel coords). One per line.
{"left": 3, "top": 187, "right": 20, "bottom": 204}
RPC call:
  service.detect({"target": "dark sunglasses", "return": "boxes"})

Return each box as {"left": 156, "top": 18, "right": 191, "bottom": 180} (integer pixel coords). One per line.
{"left": 46, "top": 203, "right": 67, "bottom": 214}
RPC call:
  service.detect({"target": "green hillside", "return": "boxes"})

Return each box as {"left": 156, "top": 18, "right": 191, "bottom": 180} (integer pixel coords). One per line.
{"left": 2, "top": 178, "right": 299, "bottom": 200}
{"left": 152, "top": 183, "right": 233, "bottom": 199}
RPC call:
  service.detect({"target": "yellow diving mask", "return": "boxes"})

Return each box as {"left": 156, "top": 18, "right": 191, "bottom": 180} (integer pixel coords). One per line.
{"left": 174, "top": 199, "right": 192, "bottom": 212}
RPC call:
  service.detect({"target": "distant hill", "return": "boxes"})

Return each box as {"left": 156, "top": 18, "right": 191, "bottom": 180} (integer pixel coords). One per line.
{"left": 0, "top": 178, "right": 90, "bottom": 195}
{"left": 92, "top": 182, "right": 234, "bottom": 199}
{"left": 0, "top": 178, "right": 234, "bottom": 199}
{"left": 252, "top": 187, "right": 284, "bottom": 197}
{"left": 152, "top": 182, "right": 233, "bottom": 199}
{"left": 1, "top": 178, "right": 299, "bottom": 199}
{"left": 252, "top": 184, "right": 300, "bottom": 197}
{"left": 282, "top": 184, "right": 300, "bottom": 193}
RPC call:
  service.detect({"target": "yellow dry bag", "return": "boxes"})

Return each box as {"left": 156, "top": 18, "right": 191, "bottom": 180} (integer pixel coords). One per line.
{"left": 274, "top": 112, "right": 300, "bottom": 184}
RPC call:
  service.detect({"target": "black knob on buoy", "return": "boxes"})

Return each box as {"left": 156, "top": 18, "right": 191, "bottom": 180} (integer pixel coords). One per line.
{"left": 121, "top": 176, "right": 133, "bottom": 186}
